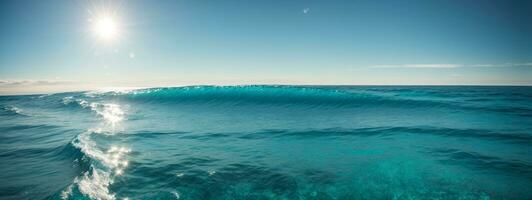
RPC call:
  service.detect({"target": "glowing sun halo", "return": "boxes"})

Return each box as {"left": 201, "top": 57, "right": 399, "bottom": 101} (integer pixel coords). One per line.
{"left": 92, "top": 16, "right": 119, "bottom": 40}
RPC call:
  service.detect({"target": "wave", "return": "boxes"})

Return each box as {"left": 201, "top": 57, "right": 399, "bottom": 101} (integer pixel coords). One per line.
{"left": 0, "top": 142, "right": 80, "bottom": 161}
{"left": 75, "top": 86, "right": 532, "bottom": 117}
{"left": 62, "top": 96, "right": 90, "bottom": 108}
{"left": 89, "top": 85, "right": 450, "bottom": 109}
{"left": 427, "top": 148, "right": 532, "bottom": 178}
{"left": 1, "top": 105, "right": 28, "bottom": 116}
{"left": 130, "top": 126, "right": 532, "bottom": 145}
{"left": 60, "top": 96, "right": 130, "bottom": 200}
{"left": 58, "top": 129, "right": 130, "bottom": 200}
{"left": 0, "top": 124, "right": 65, "bottom": 145}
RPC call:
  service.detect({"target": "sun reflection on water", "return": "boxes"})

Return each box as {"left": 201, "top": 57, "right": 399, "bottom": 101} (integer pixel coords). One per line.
{"left": 64, "top": 96, "right": 132, "bottom": 200}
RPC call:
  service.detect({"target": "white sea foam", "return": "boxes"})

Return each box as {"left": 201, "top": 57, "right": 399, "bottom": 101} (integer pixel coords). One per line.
{"left": 60, "top": 184, "right": 73, "bottom": 200}
{"left": 65, "top": 98, "right": 126, "bottom": 132}
{"left": 77, "top": 168, "right": 115, "bottom": 200}
{"left": 36, "top": 93, "right": 52, "bottom": 98}
{"left": 5, "top": 106, "right": 23, "bottom": 114}
{"left": 67, "top": 100, "right": 129, "bottom": 199}
{"left": 73, "top": 131, "right": 130, "bottom": 169}
{"left": 62, "top": 96, "right": 89, "bottom": 108}
{"left": 83, "top": 87, "right": 146, "bottom": 98}
{"left": 78, "top": 100, "right": 90, "bottom": 108}
{"left": 62, "top": 96, "right": 74, "bottom": 105}
{"left": 71, "top": 130, "right": 130, "bottom": 200}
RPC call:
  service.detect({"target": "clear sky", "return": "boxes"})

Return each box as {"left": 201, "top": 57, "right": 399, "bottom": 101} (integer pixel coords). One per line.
{"left": 1, "top": 0, "right": 531, "bottom": 94}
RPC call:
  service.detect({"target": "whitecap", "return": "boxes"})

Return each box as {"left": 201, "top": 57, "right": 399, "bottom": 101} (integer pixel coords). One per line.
{"left": 77, "top": 168, "right": 116, "bottom": 200}
{"left": 66, "top": 100, "right": 129, "bottom": 200}
{"left": 73, "top": 131, "right": 130, "bottom": 169}
{"left": 4, "top": 106, "right": 23, "bottom": 115}
{"left": 60, "top": 184, "right": 73, "bottom": 200}
{"left": 62, "top": 97, "right": 90, "bottom": 108}
{"left": 62, "top": 96, "right": 75, "bottom": 105}
{"left": 71, "top": 132, "right": 130, "bottom": 200}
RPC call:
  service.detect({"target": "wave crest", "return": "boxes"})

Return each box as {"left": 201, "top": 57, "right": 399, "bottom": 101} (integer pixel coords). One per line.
{"left": 91, "top": 85, "right": 441, "bottom": 109}
{"left": 62, "top": 97, "right": 129, "bottom": 200}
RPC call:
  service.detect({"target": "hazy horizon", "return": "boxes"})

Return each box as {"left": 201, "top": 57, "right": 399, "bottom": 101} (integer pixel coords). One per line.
{"left": 2, "top": 83, "right": 532, "bottom": 96}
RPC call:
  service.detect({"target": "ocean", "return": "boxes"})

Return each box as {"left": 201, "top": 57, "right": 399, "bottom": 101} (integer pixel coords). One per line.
{"left": 0, "top": 85, "right": 531, "bottom": 200}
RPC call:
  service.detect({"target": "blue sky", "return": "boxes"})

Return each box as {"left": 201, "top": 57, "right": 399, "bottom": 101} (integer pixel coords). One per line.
{"left": 1, "top": 0, "right": 531, "bottom": 94}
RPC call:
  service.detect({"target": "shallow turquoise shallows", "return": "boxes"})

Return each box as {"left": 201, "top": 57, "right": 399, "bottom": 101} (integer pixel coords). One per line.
{"left": 1, "top": 86, "right": 531, "bottom": 200}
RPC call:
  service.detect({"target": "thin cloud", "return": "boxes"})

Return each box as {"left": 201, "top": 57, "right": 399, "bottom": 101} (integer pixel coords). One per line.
{"left": 303, "top": 8, "right": 310, "bottom": 14}
{"left": 369, "top": 62, "right": 532, "bottom": 69}
{"left": 0, "top": 79, "right": 75, "bottom": 86}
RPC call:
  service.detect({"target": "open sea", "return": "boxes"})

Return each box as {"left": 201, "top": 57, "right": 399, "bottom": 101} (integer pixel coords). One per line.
{"left": 0, "top": 85, "right": 531, "bottom": 200}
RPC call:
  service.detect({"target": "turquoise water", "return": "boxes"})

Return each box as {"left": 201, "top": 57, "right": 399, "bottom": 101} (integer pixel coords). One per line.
{"left": 1, "top": 86, "right": 531, "bottom": 200}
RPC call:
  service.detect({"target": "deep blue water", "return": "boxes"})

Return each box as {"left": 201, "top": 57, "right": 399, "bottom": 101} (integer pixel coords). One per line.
{"left": 1, "top": 85, "right": 531, "bottom": 200}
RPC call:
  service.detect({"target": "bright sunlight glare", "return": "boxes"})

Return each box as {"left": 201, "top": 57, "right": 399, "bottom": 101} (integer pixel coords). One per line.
{"left": 92, "top": 15, "right": 119, "bottom": 41}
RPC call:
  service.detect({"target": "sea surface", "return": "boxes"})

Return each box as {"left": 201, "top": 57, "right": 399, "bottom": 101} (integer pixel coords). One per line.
{"left": 1, "top": 85, "right": 531, "bottom": 200}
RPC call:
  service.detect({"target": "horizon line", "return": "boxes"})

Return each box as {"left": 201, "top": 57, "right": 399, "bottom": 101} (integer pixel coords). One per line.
{"left": 1, "top": 83, "right": 531, "bottom": 96}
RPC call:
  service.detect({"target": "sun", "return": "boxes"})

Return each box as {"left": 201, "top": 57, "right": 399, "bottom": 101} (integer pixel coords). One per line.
{"left": 91, "top": 15, "right": 120, "bottom": 41}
